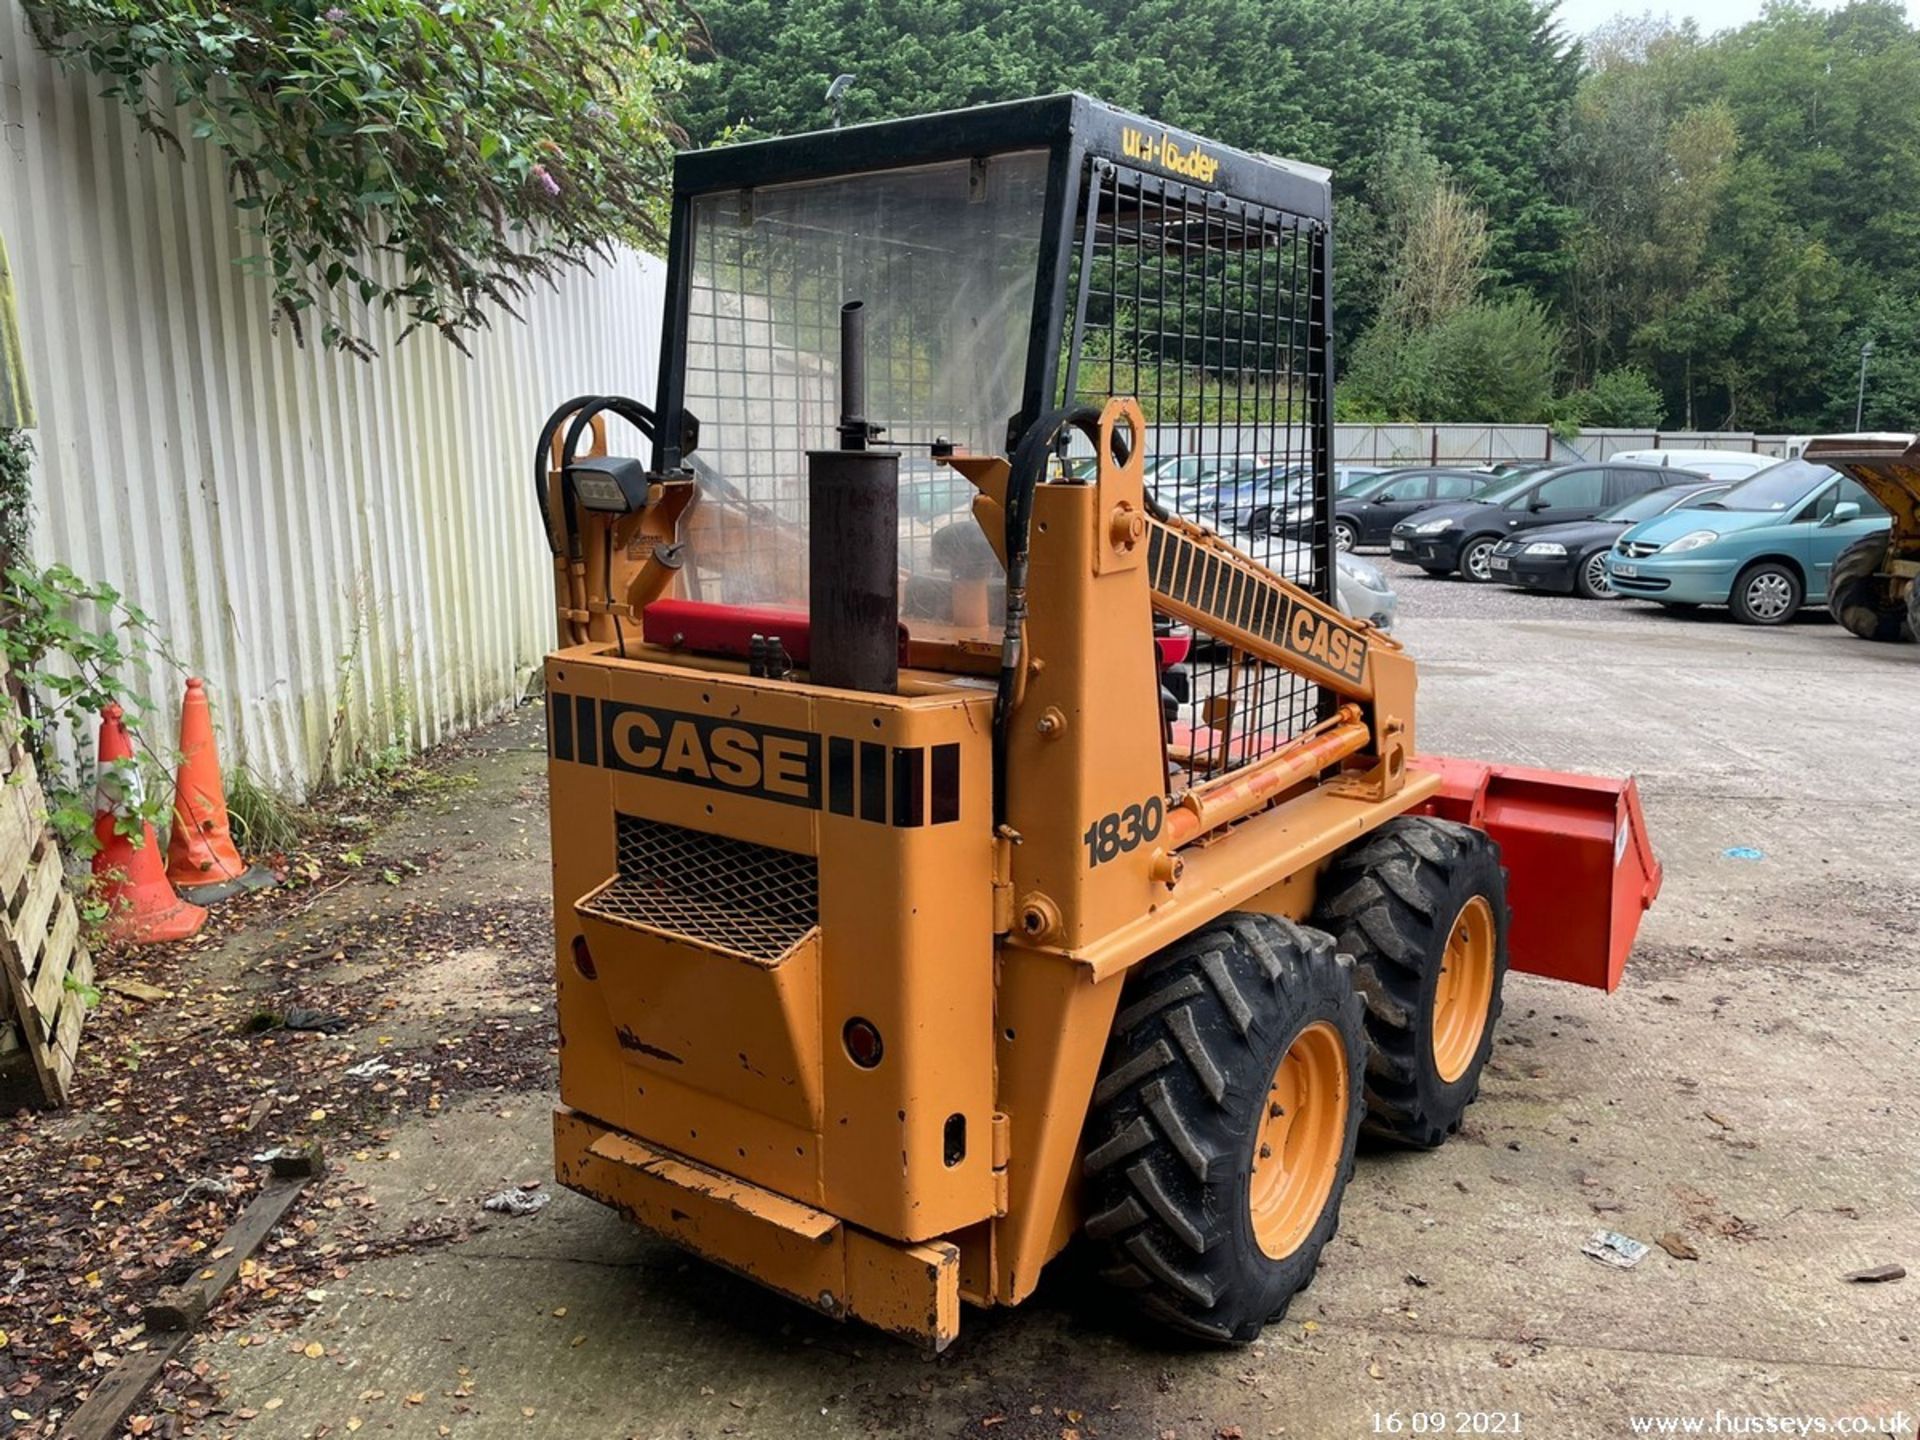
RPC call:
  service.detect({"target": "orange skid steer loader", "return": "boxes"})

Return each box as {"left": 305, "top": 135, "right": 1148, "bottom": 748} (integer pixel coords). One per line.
{"left": 535, "top": 96, "right": 1661, "bottom": 1347}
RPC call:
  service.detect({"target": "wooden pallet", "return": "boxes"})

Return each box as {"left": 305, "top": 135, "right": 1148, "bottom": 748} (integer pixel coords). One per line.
{"left": 0, "top": 696, "right": 93, "bottom": 1108}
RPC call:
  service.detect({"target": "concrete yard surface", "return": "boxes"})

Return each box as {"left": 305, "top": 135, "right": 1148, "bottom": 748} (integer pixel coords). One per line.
{"left": 186, "top": 573, "right": 1919, "bottom": 1440}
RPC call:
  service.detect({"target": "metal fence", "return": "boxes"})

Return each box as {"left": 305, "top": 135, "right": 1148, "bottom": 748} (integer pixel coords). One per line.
{"left": 1, "top": 0, "right": 663, "bottom": 797}
{"left": 1553, "top": 430, "right": 1801, "bottom": 462}
{"left": 1146, "top": 423, "right": 1553, "bottom": 467}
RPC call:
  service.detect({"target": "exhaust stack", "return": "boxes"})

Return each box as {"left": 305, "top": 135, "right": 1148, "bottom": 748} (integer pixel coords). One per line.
{"left": 808, "top": 300, "right": 900, "bottom": 693}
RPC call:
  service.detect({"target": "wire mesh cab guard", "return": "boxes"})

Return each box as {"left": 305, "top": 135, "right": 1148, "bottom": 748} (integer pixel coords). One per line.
{"left": 649, "top": 94, "right": 1338, "bottom": 780}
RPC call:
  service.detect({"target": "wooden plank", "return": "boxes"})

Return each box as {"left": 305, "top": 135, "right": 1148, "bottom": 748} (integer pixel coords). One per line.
{"left": 0, "top": 1016, "right": 19, "bottom": 1054}
{"left": 8, "top": 840, "right": 61, "bottom": 978}
{"left": 65, "top": 1157, "right": 324, "bottom": 1440}
{"left": 165, "top": 1176, "right": 314, "bottom": 1319}
{"left": 0, "top": 780, "right": 31, "bottom": 898}
{"left": 58, "top": 1345, "right": 186, "bottom": 1440}
{"left": 50, "top": 989, "right": 85, "bottom": 1099}
{"left": 28, "top": 896, "right": 78, "bottom": 1038}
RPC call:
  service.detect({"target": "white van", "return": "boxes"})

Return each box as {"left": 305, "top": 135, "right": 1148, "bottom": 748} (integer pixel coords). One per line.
{"left": 1606, "top": 448, "right": 1776, "bottom": 482}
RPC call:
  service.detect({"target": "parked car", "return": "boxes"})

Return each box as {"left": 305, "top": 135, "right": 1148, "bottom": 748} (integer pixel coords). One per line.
{"left": 1603, "top": 460, "right": 1892, "bottom": 624}
{"left": 1389, "top": 461, "right": 1697, "bottom": 582}
{"left": 1605, "top": 448, "right": 1776, "bottom": 483}
{"left": 1489, "top": 480, "right": 1729, "bottom": 599}
{"left": 1335, "top": 549, "right": 1399, "bottom": 630}
{"left": 1329, "top": 467, "right": 1491, "bottom": 550}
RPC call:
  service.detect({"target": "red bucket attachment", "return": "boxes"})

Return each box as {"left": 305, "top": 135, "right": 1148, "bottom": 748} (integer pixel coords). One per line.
{"left": 1411, "top": 755, "right": 1661, "bottom": 992}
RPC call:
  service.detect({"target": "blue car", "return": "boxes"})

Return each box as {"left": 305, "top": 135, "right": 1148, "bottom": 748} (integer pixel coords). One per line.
{"left": 1605, "top": 460, "right": 1891, "bottom": 625}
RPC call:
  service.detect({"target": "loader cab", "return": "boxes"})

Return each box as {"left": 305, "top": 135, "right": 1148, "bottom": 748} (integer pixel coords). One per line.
{"left": 649, "top": 95, "right": 1340, "bottom": 645}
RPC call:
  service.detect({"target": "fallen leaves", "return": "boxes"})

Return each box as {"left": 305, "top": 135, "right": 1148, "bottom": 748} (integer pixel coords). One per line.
{"left": 1656, "top": 1232, "right": 1699, "bottom": 1261}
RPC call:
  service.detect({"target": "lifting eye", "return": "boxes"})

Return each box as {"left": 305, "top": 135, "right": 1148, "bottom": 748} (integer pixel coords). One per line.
{"left": 570, "top": 934, "right": 597, "bottom": 979}
{"left": 843, "top": 1017, "right": 884, "bottom": 1069}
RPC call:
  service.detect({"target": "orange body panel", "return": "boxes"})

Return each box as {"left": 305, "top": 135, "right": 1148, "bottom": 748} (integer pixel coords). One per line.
{"left": 546, "top": 396, "right": 1658, "bottom": 1347}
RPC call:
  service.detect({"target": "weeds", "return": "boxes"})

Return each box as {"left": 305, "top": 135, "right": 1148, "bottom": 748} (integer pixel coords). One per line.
{"left": 224, "top": 765, "right": 304, "bottom": 854}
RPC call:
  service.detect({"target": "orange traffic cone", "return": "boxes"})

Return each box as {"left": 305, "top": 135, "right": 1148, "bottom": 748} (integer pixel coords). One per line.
{"left": 166, "top": 677, "right": 273, "bottom": 903}
{"left": 91, "top": 703, "right": 207, "bottom": 945}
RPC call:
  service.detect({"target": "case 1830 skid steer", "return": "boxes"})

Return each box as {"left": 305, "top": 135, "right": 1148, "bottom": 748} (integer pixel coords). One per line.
{"left": 535, "top": 95, "right": 1663, "bottom": 1347}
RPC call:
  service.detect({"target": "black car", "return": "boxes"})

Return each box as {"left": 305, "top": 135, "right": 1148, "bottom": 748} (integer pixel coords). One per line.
{"left": 1329, "top": 468, "right": 1491, "bottom": 550}
{"left": 1489, "top": 480, "right": 1730, "bottom": 599}
{"left": 1389, "top": 461, "right": 1703, "bottom": 582}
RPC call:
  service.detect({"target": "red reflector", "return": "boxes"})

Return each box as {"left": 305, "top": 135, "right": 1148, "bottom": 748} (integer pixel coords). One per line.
{"left": 570, "top": 933, "right": 597, "bottom": 979}
{"left": 843, "top": 1017, "right": 884, "bottom": 1068}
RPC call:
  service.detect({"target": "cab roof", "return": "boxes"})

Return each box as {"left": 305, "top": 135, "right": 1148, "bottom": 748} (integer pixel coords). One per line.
{"left": 674, "top": 93, "right": 1334, "bottom": 223}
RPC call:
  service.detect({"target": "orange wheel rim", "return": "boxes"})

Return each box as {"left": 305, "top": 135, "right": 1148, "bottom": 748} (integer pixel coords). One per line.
{"left": 1248, "top": 1020, "right": 1349, "bottom": 1261}
{"left": 1431, "top": 895, "right": 1495, "bottom": 1083}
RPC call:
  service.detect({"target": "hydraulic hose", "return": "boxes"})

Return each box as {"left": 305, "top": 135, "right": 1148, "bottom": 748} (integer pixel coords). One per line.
{"left": 535, "top": 395, "right": 659, "bottom": 644}
{"left": 533, "top": 394, "right": 604, "bottom": 557}
{"left": 993, "top": 404, "right": 1103, "bottom": 829}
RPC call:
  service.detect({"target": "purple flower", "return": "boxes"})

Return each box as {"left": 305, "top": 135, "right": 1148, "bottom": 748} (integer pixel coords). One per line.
{"left": 531, "top": 163, "right": 560, "bottom": 198}
{"left": 324, "top": 6, "right": 346, "bottom": 19}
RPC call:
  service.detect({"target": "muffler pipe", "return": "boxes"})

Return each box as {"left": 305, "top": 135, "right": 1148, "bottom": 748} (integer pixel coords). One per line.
{"left": 808, "top": 299, "right": 899, "bottom": 693}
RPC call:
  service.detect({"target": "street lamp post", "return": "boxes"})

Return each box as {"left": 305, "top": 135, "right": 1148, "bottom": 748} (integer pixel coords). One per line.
{"left": 1855, "top": 340, "right": 1874, "bottom": 431}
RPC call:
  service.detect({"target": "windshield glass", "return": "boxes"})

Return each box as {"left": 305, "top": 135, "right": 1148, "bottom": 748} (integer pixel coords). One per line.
{"left": 1601, "top": 486, "right": 1712, "bottom": 523}
{"left": 678, "top": 153, "right": 1050, "bottom": 632}
{"left": 1704, "top": 460, "right": 1834, "bottom": 512}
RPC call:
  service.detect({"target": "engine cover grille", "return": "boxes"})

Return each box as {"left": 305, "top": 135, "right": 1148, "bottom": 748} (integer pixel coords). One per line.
{"left": 579, "top": 814, "right": 819, "bottom": 963}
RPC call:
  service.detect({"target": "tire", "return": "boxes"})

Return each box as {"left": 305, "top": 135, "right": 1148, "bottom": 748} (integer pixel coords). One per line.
{"left": 1574, "top": 548, "right": 1615, "bottom": 600}
{"left": 1457, "top": 535, "right": 1500, "bottom": 583}
{"left": 1333, "top": 519, "right": 1358, "bottom": 552}
{"left": 1313, "top": 817, "right": 1510, "bottom": 1149}
{"left": 1083, "top": 913, "right": 1364, "bottom": 1344}
{"left": 1827, "top": 535, "right": 1913, "bottom": 642}
{"left": 1729, "top": 560, "right": 1802, "bottom": 626}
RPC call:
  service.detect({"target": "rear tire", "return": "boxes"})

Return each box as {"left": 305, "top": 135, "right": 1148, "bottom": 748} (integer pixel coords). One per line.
{"left": 1333, "top": 519, "right": 1358, "bottom": 552}
{"left": 1458, "top": 536, "right": 1500, "bottom": 583}
{"left": 1313, "top": 817, "right": 1510, "bottom": 1149}
{"left": 1729, "top": 560, "right": 1802, "bottom": 625}
{"left": 1828, "top": 535, "right": 1913, "bottom": 642}
{"left": 1083, "top": 913, "right": 1364, "bottom": 1344}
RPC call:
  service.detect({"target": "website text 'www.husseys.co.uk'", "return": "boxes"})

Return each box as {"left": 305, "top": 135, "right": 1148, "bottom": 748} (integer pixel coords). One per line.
{"left": 1627, "top": 1412, "right": 1914, "bottom": 1437}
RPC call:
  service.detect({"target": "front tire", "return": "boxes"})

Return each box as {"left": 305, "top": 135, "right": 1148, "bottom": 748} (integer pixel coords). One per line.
{"left": 1828, "top": 536, "right": 1913, "bottom": 642}
{"left": 1084, "top": 914, "right": 1364, "bottom": 1344}
{"left": 1729, "top": 561, "right": 1802, "bottom": 626}
{"left": 1574, "top": 548, "right": 1615, "bottom": 600}
{"left": 1458, "top": 535, "right": 1500, "bottom": 583}
{"left": 1314, "top": 817, "right": 1510, "bottom": 1149}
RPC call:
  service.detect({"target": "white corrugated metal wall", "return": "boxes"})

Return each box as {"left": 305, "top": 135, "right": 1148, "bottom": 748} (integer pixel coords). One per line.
{"left": 0, "top": 2, "right": 663, "bottom": 796}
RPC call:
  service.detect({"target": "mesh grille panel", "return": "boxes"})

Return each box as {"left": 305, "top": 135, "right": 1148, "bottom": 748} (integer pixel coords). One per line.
{"left": 581, "top": 815, "right": 819, "bottom": 963}
{"left": 1063, "top": 162, "right": 1333, "bottom": 777}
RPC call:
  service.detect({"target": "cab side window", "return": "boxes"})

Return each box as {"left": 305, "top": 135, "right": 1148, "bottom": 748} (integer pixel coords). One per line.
{"left": 1607, "top": 468, "right": 1666, "bottom": 503}
{"left": 1377, "top": 474, "right": 1434, "bottom": 502}
{"left": 1529, "top": 469, "right": 1605, "bottom": 509}
{"left": 1835, "top": 477, "right": 1886, "bottom": 517}
{"left": 1797, "top": 480, "right": 1840, "bottom": 522}
{"left": 1432, "top": 474, "right": 1480, "bottom": 499}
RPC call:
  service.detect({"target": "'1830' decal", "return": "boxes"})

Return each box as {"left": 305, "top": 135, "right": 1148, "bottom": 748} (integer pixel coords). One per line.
{"left": 1083, "top": 796, "right": 1165, "bottom": 867}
